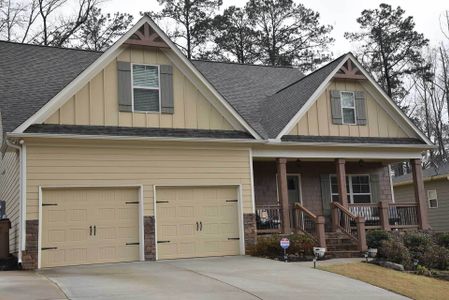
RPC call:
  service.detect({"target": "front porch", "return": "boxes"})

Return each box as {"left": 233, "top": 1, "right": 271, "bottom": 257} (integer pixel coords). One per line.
{"left": 253, "top": 158, "right": 428, "bottom": 253}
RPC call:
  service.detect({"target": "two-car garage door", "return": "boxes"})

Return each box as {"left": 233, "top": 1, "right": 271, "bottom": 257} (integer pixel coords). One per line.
{"left": 41, "top": 186, "right": 241, "bottom": 267}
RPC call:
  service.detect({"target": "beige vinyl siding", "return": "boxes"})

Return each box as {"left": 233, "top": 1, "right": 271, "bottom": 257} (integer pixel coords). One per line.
{"left": 44, "top": 47, "right": 238, "bottom": 131}
{"left": 25, "top": 138, "right": 252, "bottom": 220}
{"left": 0, "top": 151, "right": 20, "bottom": 253}
{"left": 394, "top": 179, "right": 449, "bottom": 232}
{"left": 288, "top": 80, "right": 410, "bottom": 138}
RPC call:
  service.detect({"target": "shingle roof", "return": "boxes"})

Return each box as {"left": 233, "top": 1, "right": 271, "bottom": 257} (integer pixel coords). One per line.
{"left": 0, "top": 41, "right": 422, "bottom": 144}
{"left": 259, "top": 54, "right": 347, "bottom": 138}
{"left": 0, "top": 41, "right": 102, "bottom": 133}
{"left": 393, "top": 163, "right": 449, "bottom": 184}
{"left": 192, "top": 60, "right": 304, "bottom": 138}
{"left": 26, "top": 124, "right": 254, "bottom": 140}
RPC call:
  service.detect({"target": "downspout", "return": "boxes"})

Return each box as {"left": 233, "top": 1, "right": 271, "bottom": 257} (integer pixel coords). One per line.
{"left": 5, "top": 138, "right": 25, "bottom": 266}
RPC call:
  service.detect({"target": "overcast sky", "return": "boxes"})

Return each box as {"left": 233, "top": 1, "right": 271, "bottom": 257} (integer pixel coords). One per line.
{"left": 100, "top": 0, "right": 448, "bottom": 56}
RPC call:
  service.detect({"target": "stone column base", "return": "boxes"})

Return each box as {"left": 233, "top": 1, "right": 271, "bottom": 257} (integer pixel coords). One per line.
{"left": 144, "top": 216, "right": 156, "bottom": 261}
{"left": 243, "top": 213, "right": 256, "bottom": 253}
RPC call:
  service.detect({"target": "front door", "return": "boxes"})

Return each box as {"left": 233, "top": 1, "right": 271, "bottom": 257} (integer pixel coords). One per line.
{"left": 287, "top": 175, "right": 301, "bottom": 205}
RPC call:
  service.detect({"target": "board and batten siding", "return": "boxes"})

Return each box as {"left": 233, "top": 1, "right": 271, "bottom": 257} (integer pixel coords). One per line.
{"left": 288, "top": 80, "right": 410, "bottom": 138}
{"left": 44, "top": 47, "right": 238, "bottom": 131}
{"left": 0, "top": 151, "right": 20, "bottom": 253}
{"left": 25, "top": 139, "right": 253, "bottom": 220}
{"left": 394, "top": 179, "right": 449, "bottom": 232}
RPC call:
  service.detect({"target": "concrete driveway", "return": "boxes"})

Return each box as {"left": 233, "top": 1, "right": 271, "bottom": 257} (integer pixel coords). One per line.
{"left": 32, "top": 256, "right": 407, "bottom": 300}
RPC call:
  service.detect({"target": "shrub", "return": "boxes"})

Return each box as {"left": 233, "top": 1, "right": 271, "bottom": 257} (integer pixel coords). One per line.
{"left": 421, "top": 245, "right": 449, "bottom": 270}
{"left": 403, "top": 232, "right": 433, "bottom": 252}
{"left": 249, "top": 233, "right": 315, "bottom": 259}
{"left": 415, "top": 265, "right": 432, "bottom": 276}
{"left": 366, "top": 230, "right": 391, "bottom": 249}
{"left": 377, "top": 239, "right": 412, "bottom": 269}
{"left": 434, "top": 232, "right": 449, "bottom": 249}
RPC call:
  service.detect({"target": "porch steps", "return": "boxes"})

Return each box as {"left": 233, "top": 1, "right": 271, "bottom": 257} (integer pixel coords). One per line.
{"left": 325, "top": 232, "right": 362, "bottom": 258}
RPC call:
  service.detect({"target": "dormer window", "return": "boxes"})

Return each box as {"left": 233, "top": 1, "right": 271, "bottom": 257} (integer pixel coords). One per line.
{"left": 340, "top": 91, "right": 356, "bottom": 124}
{"left": 132, "top": 64, "right": 160, "bottom": 112}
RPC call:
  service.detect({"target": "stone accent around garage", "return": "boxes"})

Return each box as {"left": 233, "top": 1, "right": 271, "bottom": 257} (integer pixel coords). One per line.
{"left": 144, "top": 216, "right": 156, "bottom": 261}
{"left": 243, "top": 213, "right": 256, "bottom": 253}
{"left": 22, "top": 220, "right": 38, "bottom": 270}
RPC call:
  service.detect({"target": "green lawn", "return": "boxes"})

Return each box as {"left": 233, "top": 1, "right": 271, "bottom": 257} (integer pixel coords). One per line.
{"left": 319, "top": 262, "right": 449, "bottom": 300}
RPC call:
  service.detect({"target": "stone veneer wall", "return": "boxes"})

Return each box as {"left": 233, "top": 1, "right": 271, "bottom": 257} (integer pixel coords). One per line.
{"left": 144, "top": 216, "right": 156, "bottom": 261}
{"left": 22, "top": 220, "right": 38, "bottom": 270}
{"left": 244, "top": 213, "right": 256, "bottom": 253}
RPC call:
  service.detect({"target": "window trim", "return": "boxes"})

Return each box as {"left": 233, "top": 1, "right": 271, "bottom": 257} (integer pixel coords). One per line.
{"left": 131, "top": 63, "right": 161, "bottom": 113}
{"left": 340, "top": 91, "right": 357, "bottom": 125}
{"left": 427, "top": 189, "right": 438, "bottom": 209}
{"left": 330, "top": 174, "right": 372, "bottom": 204}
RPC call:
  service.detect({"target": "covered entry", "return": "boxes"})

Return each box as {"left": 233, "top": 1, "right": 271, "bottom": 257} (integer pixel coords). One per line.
{"left": 156, "top": 186, "right": 241, "bottom": 260}
{"left": 40, "top": 187, "right": 140, "bottom": 268}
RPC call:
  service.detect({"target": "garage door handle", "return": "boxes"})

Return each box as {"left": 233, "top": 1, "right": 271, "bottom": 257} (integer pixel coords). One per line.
{"left": 200, "top": 221, "right": 202, "bottom": 231}
{"left": 89, "top": 225, "right": 92, "bottom": 236}
{"left": 196, "top": 222, "right": 199, "bottom": 231}
{"left": 93, "top": 225, "right": 96, "bottom": 236}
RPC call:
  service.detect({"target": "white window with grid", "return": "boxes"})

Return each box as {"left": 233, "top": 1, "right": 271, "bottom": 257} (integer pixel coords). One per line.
{"left": 427, "top": 189, "right": 438, "bottom": 208}
{"left": 340, "top": 91, "right": 357, "bottom": 124}
{"left": 132, "top": 64, "right": 160, "bottom": 112}
{"left": 330, "top": 174, "right": 371, "bottom": 204}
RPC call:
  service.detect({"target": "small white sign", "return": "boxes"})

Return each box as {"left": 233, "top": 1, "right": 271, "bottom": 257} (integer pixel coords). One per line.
{"left": 280, "top": 238, "right": 290, "bottom": 249}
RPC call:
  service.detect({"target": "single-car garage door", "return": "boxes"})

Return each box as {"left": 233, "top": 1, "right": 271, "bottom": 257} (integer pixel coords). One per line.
{"left": 41, "top": 187, "right": 140, "bottom": 268}
{"left": 156, "top": 186, "right": 240, "bottom": 260}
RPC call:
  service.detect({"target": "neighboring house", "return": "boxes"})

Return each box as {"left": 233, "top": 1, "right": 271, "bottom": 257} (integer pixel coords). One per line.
{"left": 0, "top": 16, "right": 434, "bottom": 269}
{"left": 394, "top": 164, "right": 449, "bottom": 232}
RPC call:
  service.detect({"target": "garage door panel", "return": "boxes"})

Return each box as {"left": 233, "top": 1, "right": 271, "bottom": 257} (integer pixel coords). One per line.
{"left": 41, "top": 188, "right": 139, "bottom": 268}
{"left": 156, "top": 186, "right": 240, "bottom": 260}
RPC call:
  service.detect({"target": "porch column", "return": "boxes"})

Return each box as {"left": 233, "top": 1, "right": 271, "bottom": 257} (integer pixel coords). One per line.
{"left": 335, "top": 158, "right": 348, "bottom": 208}
{"left": 411, "top": 159, "right": 430, "bottom": 230}
{"left": 276, "top": 158, "right": 291, "bottom": 233}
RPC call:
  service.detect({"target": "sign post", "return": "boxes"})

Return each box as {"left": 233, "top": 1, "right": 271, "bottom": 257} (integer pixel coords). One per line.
{"left": 280, "top": 238, "right": 290, "bottom": 262}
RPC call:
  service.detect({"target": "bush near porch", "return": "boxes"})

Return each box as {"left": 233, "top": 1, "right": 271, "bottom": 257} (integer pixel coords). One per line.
{"left": 366, "top": 230, "right": 449, "bottom": 273}
{"left": 248, "top": 233, "right": 316, "bottom": 260}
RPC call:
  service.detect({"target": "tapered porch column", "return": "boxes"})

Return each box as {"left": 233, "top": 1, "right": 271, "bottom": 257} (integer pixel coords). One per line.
{"left": 335, "top": 158, "right": 348, "bottom": 208}
{"left": 276, "top": 158, "right": 291, "bottom": 233}
{"left": 411, "top": 159, "right": 430, "bottom": 230}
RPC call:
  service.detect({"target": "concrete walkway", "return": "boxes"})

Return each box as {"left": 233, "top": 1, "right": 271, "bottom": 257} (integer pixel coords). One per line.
{"left": 33, "top": 256, "right": 408, "bottom": 300}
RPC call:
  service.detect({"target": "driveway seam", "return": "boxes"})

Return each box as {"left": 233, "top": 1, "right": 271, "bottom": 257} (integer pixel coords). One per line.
{"left": 37, "top": 271, "right": 71, "bottom": 300}
{"left": 163, "top": 262, "right": 264, "bottom": 300}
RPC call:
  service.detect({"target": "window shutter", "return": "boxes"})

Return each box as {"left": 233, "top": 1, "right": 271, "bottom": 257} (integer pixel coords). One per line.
{"left": 117, "top": 61, "right": 132, "bottom": 112}
{"left": 320, "top": 174, "right": 332, "bottom": 217}
{"left": 160, "top": 65, "right": 174, "bottom": 114}
{"left": 330, "top": 90, "right": 342, "bottom": 124}
{"left": 370, "top": 173, "right": 380, "bottom": 203}
{"left": 355, "top": 91, "right": 367, "bottom": 125}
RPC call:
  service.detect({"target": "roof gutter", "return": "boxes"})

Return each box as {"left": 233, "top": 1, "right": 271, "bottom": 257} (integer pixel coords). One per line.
{"left": 8, "top": 132, "right": 433, "bottom": 150}
{"left": 5, "top": 138, "right": 25, "bottom": 267}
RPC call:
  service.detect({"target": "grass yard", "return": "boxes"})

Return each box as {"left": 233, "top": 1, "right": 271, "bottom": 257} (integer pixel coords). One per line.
{"left": 319, "top": 262, "right": 449, "bottom": 300}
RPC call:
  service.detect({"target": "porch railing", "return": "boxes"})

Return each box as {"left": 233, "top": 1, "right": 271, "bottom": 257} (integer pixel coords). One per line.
{"left": 331, "top": 202, "right": 367, "bottom": 251}
{"left": 388, "top": 203, "right": 419, "bottom": 229}
{"left": 349, "top": 201, "right": 419, "bottom": 230}
{"left": 293, "top": 203, "right": 326, "bottom": 248}
{"left": 255, "top": 205, "right": 282, "bottom": 234}
{"left": 349, "top": 204, "right": 380, "bottom": 228}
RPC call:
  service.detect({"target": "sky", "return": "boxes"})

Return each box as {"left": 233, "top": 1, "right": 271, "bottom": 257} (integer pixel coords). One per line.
{"left": 99, "top": 0, "right": 448, "bottom": 56}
